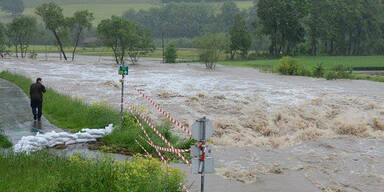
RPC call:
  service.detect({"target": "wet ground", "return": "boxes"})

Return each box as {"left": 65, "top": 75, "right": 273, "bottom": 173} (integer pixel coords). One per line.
{"left": 1, "top": 55, "right": 384, "bottom": 191}
{"left": 0, "top": 78, "right": 62, "bottom": 143}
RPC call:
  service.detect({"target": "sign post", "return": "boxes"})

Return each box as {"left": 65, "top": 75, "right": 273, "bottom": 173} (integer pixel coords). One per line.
{"left": 118, "top": 65, "right": 129, "bottom": 127}
{"left": 191, "top": 117, "right": 215, "bottom": 192}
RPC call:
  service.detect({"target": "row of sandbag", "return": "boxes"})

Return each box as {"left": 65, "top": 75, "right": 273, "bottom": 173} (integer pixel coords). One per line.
{"left": 13, "top": 124, "right": 114, "bottom": 153}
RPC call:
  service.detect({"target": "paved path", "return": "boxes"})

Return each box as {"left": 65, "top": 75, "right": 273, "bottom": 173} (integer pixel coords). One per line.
{"left": 0, "top": 78, "right": 62, "bottom": 144}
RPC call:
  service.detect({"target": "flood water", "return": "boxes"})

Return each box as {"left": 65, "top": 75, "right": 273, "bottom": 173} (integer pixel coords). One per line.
{"left": 1, "top": 55, "right": 384, "bottom": 191}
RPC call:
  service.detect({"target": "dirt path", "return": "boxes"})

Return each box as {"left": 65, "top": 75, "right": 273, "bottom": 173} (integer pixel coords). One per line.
{"left": 1, "top": 55, "right": 384, "bottom": 191}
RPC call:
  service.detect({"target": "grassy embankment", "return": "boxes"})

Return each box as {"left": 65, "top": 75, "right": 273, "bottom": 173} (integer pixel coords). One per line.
{"left": 0, "top": 152, "right": 184, "bottom": 192}
{"left": 221, "top": 56, "right": 384, "bottom": 82}
{"left": 0, "top": 71, "right": 193, "bottom": 158}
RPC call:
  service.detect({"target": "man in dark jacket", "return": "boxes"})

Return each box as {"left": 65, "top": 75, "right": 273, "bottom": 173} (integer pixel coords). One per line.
{"left": 30, "top": 78, "right": 46, "bottom": 121}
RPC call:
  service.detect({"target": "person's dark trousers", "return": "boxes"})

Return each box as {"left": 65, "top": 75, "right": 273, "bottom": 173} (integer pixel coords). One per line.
{"left": 31, "top": 99, "right": 43, "bottom": 121}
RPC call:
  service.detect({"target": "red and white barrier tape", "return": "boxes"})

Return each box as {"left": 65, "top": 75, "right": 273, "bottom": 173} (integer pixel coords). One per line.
{"left": 142, "top": 137, "right": 190, "bottom": 153}
{"left": 134, "top": 139, "right": 151, "bottom": 157}
{"left": 133, "top": 115, "right": 167, "bottom": 164}
{"left": 129, "top": 105, "right": 191, "bottom": 166}
{"left": 130, "top": 85, "right": 192, "bottom": 137}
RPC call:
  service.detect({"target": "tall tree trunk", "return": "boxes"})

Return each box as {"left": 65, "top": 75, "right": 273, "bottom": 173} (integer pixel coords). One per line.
{"left": 72, "top": 30, "right": 82, "bottom": 61}
{"left": 15, "top": 45, "right": 18, "bottom": 58}
{"left": 53, "top": 30, "right": 67, "bottom": 61}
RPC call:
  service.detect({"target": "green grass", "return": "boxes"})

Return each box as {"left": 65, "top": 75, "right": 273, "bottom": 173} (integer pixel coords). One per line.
{"left": 0, "top": 151, "right": 184, "bottom": 192}
{"left": 0, "top": 134, "right": 12, "bottom": 148}
{"left": 24, "top": 45, "right": 202, "bottom": 61}
{"left": 221, "top": 56, "right": 384, "bottom": 82}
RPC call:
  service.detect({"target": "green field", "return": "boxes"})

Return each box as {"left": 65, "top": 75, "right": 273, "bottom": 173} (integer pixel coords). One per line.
{"left": 221, "top": 56, "right": 384, "bottom": 70}
{"left": 221, "top": 56, "right": 384, "bottom": 82}
{"left": 1, "top": 0, "right": 254, "bottom": 24}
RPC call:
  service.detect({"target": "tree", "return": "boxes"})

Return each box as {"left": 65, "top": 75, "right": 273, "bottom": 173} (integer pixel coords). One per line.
{"left": 68, "top": 10, "right": 94, "bottom": 61}
{"left": 229, "top": 14, "right": 252, "bottom": 59}
{"left": 97, "top": 16, "right": 154, "bottom": 65}
{"left": 36, "top": 3, "right": 68, "bottom": 61}
{"left": 7, "top": 16, "right": 37, "bottom": 58}
{"left": 165, "top": 43, "right": 177, "bottom": 63}
{"left": 217, "top": 1, "right": 240, "bottom": 32}
{"left": 257, "top": 0, "right": 307, "bottom": 56}
{"left": 196, "top": 33, "right": 227, "bottom": 70}
{"left": 0, "top": 0, "right": 24, "bottom": 16}
{"left": 0, "top": 22, "right": 7, "bottom": 58}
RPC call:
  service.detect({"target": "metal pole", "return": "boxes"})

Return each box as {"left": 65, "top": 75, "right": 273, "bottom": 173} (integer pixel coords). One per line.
{"left": 162, "top": 32, "right": 165, "bottom": 64}
{"left": 120, "top": 74, "right": 124, "bottom": 127}
{"left": 200, "top": 117, "right": 206, "bottom": 192}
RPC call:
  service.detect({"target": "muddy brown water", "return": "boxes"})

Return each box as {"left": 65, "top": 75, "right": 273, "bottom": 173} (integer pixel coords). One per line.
{"left": 1, "top": 55, "right": 384, "bottom": 191}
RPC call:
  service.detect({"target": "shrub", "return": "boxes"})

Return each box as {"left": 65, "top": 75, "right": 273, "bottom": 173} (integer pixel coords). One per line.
{"left": 333, "top": 64, "right": 352, "bottom": 78}
{"left": 325, "top": 64, "right": 353, "bottom": 80}
{"left": 165, "top": 43, "right": 177, "bottom": 63}
{"left": 325, "top": 71, "right": 339, "bottom": 80}
{"left": 313, "top": 63, "right": 324, "bottom": 78}
{"left": 0, "top": 133, "right": 12, "bottom": 148}
{"left": 276, "top": 56, "right": 300, "bottom": 75}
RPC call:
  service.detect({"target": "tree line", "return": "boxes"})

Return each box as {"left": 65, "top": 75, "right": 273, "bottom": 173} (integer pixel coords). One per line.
{"left": 124, "top": 0, "right": 384, "bottom": 56}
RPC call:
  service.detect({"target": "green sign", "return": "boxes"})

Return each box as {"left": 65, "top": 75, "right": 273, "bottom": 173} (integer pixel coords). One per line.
{"left": 118, "top": 66, "right": 129, "bottom": 75}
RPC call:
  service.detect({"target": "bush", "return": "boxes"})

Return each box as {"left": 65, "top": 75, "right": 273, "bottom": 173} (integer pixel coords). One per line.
{"left": 325, "top": 71, "right": 339, "bottom": 80}
{"left": 0, "top": 133, "right": 12, "bottom": 148}
{"left": 276, "top": 56, "right": 300, "bottom": 75}
{"left": 165, "top": 43, "right": 177, "bottom": 63}
{"left": 325, "top": 64, "right": 353, "bottom": 80}
{"left": 313, "top": 63, "right": 324, "bottom": 78}
{"left": 0, "top": 152, "right": 185, "bottom": 192}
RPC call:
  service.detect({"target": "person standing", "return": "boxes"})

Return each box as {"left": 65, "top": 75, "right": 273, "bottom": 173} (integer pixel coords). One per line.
{"left": 29, "top": 77, "right": 46, "bottom": 121}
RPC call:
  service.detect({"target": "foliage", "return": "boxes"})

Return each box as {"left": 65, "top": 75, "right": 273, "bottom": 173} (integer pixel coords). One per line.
{"left": 97, "top": 16, "right": 154, "bottom": 65}
{"left": 0, "top": 129, "right": 12, "bottom": 148}
{"left": 306, "top": 0, "right": 384, "bottom": 56}
{"left": 0, "top": 0, "right": 24, "bottom": 16}
{"left": 331, "top": 64, "right": 353, "bottom": 78}
{"left": 217, "top": 1, "right": 240, "bottom": 32}
{"left": 229, "top": 14, "right": 252, "bottom": 59}
{"left": 257, "top": 0, "right": 307, "bottom": 56}
{"left": 123, "top": 2, "right": 216, "bottom": 38}
{"left": 7, "top": 16, "right": 37, "bottom": 58}
{"left": 165, "top": 43, "right": 177, "bottom": 63}
{"left": 276, "top": 56, "right": 300, "bottom": 75}
{"left": 67, "top": 10, "right": 94, "bottom": 61}
{"left": 196, "top": 33, "right": 227, "bottom": 70}
{"left": 0, "top": 152, "right": 184, "bottom": 192}
{"left": 36, "top": 3, "right": 69, "bottom": 60}
{"left": 103, "top": 116, "right": 193, "bottom": 160}
{"left": 0, "top": 23, "right": 7, "bottom": 57}
{"left": 313, "top": 63, "right": 324, "bottom": 78}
